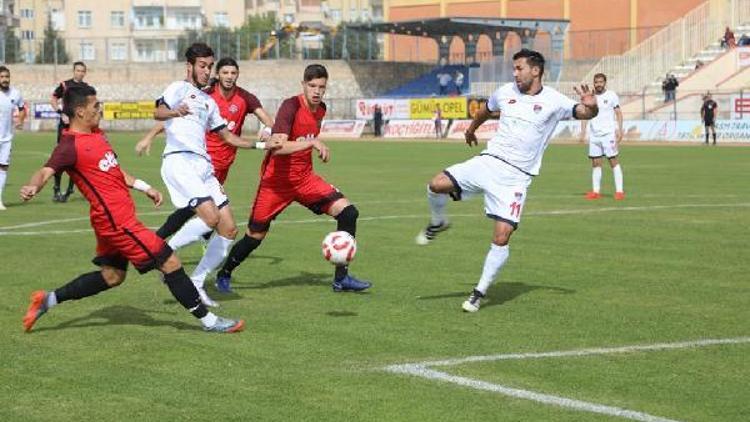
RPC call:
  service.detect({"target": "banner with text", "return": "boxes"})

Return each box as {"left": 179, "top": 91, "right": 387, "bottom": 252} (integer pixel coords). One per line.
{"left": 383, "top": 120, "right": 450, "bottom": 138}
{"left": 409, "top": 97, "right": 468, "bottom": 119}
{"left": 355, "top": 98, "right": 410, "bottom": 120}
{"left": 738, "top": 47, "right": 750, "bottom": 68}
{"left": 33, "top": 103, "right": 59, "bottom": 119}
{"left": 731, "top": 95, "right": 750, "bottom": 120}
{"left": 319, "top": 120, "right": 366, "bottom": 138}
{"left": 103, "top": 101, "right": 155, "bottom": 120}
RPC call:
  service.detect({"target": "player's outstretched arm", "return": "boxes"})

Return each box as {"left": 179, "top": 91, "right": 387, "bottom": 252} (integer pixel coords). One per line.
{"left": 573, "top": 84, "right": 599, "bottom": 120}
{"left": 135, "top": 122, "right": 165, "bottom": 156}
{"left": 154, "top": 103, "right": 190, "bottom": 121}
{"left": 465, "top": 102, "right": 494, "bottom": 147}
{"left": 270, "top": 134, "right": 329, "bottom": 162}
{"left": 217, "top": 128, "right": 279, "bottom": 150}
{"left": 122, "top": 170, "right": 162, "bottom": 207}
{"left": 20, "top": 167, "right": 56, "bottom": 201}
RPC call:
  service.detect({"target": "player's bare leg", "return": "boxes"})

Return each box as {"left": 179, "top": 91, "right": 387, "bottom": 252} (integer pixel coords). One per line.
{"left": 586, "top": 157, "right": 603, "bottom": 200}
{"left": 463, "top": 220, "right": 514, "bottom": 313}
{"left": 416, "top": 172, "right": 454, "bottom": 245}
{"left": 328, "top": 198, "right": 370, "bottom": 292}
{"left": 0, "top": 163, "right": 8, "bottom": 210}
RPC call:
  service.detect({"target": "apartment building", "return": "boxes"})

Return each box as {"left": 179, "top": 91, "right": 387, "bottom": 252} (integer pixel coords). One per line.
{"left": 245, "top": 0, "right": 382, "bottom": 26}
{"left": 14, "top": 0, "right": 245, "bottom": 63}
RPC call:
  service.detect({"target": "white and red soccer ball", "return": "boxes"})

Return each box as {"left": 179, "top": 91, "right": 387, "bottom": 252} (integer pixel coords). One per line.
{"left": 321, "top": 231, "right": 357, "bottom": 266}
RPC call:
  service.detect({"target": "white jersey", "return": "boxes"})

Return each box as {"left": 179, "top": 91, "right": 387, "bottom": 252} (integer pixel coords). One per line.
{"left": 486, "top": 83, "right": 577, "bottom": 176}
{"left": 588, "top": 90, "right": 619, "bottom": 137}
{"left": 157, "top": 81, "right": 226, "bottom": 160}
{"left": 0, "top": 87, "right": 24, "bottom": 143}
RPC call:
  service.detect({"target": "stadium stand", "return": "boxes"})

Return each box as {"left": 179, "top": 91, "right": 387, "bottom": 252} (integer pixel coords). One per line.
{"left": 382, "top": 64, "right": 470, "bottom": 97}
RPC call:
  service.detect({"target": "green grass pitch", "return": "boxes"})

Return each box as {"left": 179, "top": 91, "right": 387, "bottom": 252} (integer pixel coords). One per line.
{"left": 1, "top": 133, "right": 748, "bottom": 421}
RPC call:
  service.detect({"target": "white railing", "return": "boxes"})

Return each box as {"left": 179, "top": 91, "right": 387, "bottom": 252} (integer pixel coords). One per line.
{"left": 583, "top": 0, "right": 750, "bottom": 94}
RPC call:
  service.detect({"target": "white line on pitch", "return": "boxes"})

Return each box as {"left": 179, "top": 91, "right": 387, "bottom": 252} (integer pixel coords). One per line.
{"left": 383, "top": 337, "right": 750, "bottom": 422}
{"left": 1, "top": 202, "right": 749, "bottom": 236}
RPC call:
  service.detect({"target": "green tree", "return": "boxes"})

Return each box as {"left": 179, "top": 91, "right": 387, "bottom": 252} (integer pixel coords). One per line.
{"left": 36, "top": 17, "right": 68, "bottom": 64}
{"left": 175, "top": 14, "right": 278, "bottom": 61}
{"left": 4, "top": 28, "right": 21, "bottom": 63}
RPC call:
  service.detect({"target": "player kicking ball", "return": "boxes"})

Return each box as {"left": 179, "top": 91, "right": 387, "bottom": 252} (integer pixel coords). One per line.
{"left": 216, "top": 64, "right": 371, "bottom": 293}
{"left": 21, "top": 85, "right": 244, "bottom": 333}
{"left": 416, "top": 49, "right": 598, "bottom": 312}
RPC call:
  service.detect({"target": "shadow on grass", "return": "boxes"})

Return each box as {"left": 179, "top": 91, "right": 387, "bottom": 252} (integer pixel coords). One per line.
{"left": 326, "top": 310, "right": 358, "bottom": 317}
{"left": 233, "top": 271, "right": 331, "bottom": 290}
{"left": 417, "top": 281, "right": 575, "bottom": 308}
{"left": 181, "top": 255, "right": 284, "bottom": 267}
{"left": 33, "top": 305, "right": 201, "bottom": 333}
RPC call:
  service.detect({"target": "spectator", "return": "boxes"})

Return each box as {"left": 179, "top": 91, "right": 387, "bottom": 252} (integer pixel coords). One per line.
{"left": 372, "top": 104, "right": 383, "bottom": 137}
{"left": 721, "top": 26, "right": 736, "bottom": 49}
{"left": 437, "top": 71, "right": 452, "bottom": 95}
{"left": 455, "top": 71, "right": 465, "bottom": 94}
{"left": 662, "top": 74, "right": 679, "bottom": 103}
{"left": 433, "top": 106, "right": 443, "bottom": 139}
{"left": 694, "top": 59, "right": 705, "bottom": 70}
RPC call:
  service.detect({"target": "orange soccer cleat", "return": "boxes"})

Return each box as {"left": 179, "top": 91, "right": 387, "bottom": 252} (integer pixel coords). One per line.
{"left": 23, "top": 290, "right": 49, "bottom": 332}
{"left": 614, "top": 192, "right": 626, "bottom": 200}
{"left": 585, "top": 191, "right": 601, "bottom": 200}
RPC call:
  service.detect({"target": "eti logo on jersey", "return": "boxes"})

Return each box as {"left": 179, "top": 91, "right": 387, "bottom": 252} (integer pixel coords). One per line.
{"left": 229, "top": 104, "right": 239, "bottom": 114}
{"left": 98, "top": 151, "right": 119, "bottom": 172}
{"left": 533, "top": 104, "right": 543, "bottom": 113}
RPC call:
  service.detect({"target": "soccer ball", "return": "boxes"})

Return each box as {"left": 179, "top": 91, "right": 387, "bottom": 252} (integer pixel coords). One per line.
{"left": 321, "top": 231, "right": 357, "bottom": 266}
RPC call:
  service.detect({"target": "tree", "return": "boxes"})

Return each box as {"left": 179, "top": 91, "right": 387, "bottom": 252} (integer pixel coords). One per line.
{"left": 175, "top": 14, "right": 278, "bottom": 61}
{"left": 36, "top": 17, "right": 68, "bottom": 64}
{"left": 4, "top": 28, "right": 21, "bottom": 63}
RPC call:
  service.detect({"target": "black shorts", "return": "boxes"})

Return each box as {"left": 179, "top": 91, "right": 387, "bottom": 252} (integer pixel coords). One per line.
{"left": 704, "top": 119, "right": 715, "bottom": 127}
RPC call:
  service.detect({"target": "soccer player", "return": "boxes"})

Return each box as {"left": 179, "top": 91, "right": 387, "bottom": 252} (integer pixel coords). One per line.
{"left": 581, "top": 73, "right": 624, "bottom": 200}
{"left": 0, "top": 66, "right": 26, "bottom": 210}
{"left": 153, "top": 43, "right": 279, "bottom": 307}
{"left": 216, "top": 64, "right": 371, "bottom": 293}
{"left": 701, "top": 92, "right": 718, "bottom": 145}
{"left": 50, "top": 61, "right": 90, "bottom": 202}
{"left": 415, "top": 49, "right": 598, "bottom": 312}
{"left": 20, "top": 85, "right": 244, "bottom": 333}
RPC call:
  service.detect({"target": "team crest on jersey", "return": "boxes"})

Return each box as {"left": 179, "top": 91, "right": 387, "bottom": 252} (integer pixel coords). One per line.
{"left": 514, "top": 192, "right": 523, "bottom": 200}
{"left": 603, "top": 99, "right": 609, "bottom": 104}
{"left": 190, "top": 94, "right": 196, "bottom": 99}
{"left": 508, "top": 99, "right": 517, "bottom": 104}
{"left": 533, "top": 104, "right": 543, "bottom": 113}
{"left": 229, "top": 104, "right": 239, "bottom": 114}
{"left": 98, "top": 151, "right": 119, "bottom": 172}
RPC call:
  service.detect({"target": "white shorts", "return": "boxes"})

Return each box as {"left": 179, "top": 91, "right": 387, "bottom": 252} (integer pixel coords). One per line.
{"left": 0, "top": 141, "right": 11, "bottom": 166}
{"left": 588, "top": 132, "right": 619, "bottom": 158}
{"left": 444, "top": 154, "right": 532, "bottom": 228}
{"left": 161, "top": 153, "right": 227, "bottom": 209}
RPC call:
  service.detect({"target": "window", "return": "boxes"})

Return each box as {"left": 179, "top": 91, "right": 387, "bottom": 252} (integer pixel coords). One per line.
{"left": 51, "top": 9, "right": 65, "bottom": 30}
{"left": 21, "top": 30, "right": 34, "bottom": 40}
{"left": 214, "top": 12, "right": 229, "bottom": 27}
{"left": 283, "top": 13, "right": 294, "bottom": 24}
{"left": 80, "top": 42, "right": 95, "bottom": 60}
{"left": 20, "top": 9, "right": 34, "bottom": 18}
{"left": 171, "top": 12, "right": 200, "bottom": 30}
{"left": 110, "top": 42, "right": 127, "bottom": 61}
{"left": 111, "top": 11, "right": 125, "bottom": 28}
{"left": 350, "top": 8, "right": 358, "bottom": 21}
{"left": 330, "top": 9, "right": 341, "bottom": 22}
{"left": 78, "top": 11, "right": 92, "bottom": 28}
{"left": 134, "top": 7, "right": 163, "bottom": 29}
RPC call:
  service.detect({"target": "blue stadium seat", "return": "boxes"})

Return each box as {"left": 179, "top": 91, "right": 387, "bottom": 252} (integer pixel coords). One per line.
{"left": 384, "top": 64, "right": 472, "bottom": 97}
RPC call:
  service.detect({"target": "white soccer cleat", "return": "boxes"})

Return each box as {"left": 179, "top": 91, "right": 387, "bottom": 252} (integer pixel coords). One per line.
{"left": 462, "top": 289, "right": 484, "bottom": 313}
{"left": 415, "top": 221, "right": 451, "bottom": 245}
{"left": 0, "top": 202, "right": 6, "bottom": 211}
{"left": 196, "top": 286, "right": 220, "bottom": 308}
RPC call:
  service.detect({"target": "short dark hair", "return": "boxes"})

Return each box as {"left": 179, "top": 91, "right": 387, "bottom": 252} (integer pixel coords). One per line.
{"left": 73, "top": 61, "right": 86, "bottom": 70}
{"left": 0, "top": 66, "right": 9, "bottom": 75}
{"left": 303, "top": 64, "right": 328, "bottom": 81}
{"left": 185, "top": 42, "right": 214, "bottom": 64}
{"left": 62, "top": 85, "right": 97, "bottom": 119}
{"left": 594, "top": 73, "right": 607, "bottom": 82}
{"left": 216, "top": 57, "right": 239, "bottom": 71}
{"left": 512, "top": 48, "right": 545, "bottom": 75}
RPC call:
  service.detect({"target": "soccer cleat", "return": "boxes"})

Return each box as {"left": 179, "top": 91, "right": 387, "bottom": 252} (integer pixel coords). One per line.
{"left": 585, "top": 191, "right": 601, "bottom": 200}
{"left": 215, "top": 274, "right": 233, "bottom": 293}
{"left": 52, "top": 191, "right": 62, "bottom": 202}
{"left": 23, "top": 290, "right": 49, "bottom": 332}
{"left": 0, "top": 202, "right": 6, "bottom": 211}
{"left": 204, "top": 317, "right": 245, "bottom": 333}
{"left": 332, "top": 275, "right": 372, "bottom": 292}
{"left": 614, "top": 192, "right": 625, "bottom": 201}
{"left": 415, "top": 221, "right": 451, "bottom": 245}
{"left": 462, "top": 289, "right": 485, "bottom": 313}
{"left": 196, "top": 286, "right": 220, "bottom": 308}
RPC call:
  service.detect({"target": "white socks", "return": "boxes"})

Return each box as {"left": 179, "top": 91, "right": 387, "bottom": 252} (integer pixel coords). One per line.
{"left": 168, "top": 217, "right": 213, "bottom": 250}
{"left": 427, "top": 186, "right": 448, "bottom": 225}
{"left": 0, "top": 169, "right": 6, "bottom": 202}
{"left": 191, "top": 234, "right": 233, "bottom": 288}
{"left": 199, "top": 312, "right": 218, "bottom": 327}
{"left": 613, "top": 164, "right": 624, "bottom": 193}
{"left": 475, "top": 243, "right": 510, "bottom": 295}
{"left": 46, "top": 291, "right": 58, "bottom": 309}
{"left": 591, "top": 166, "right": 602, "bottom": 193}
